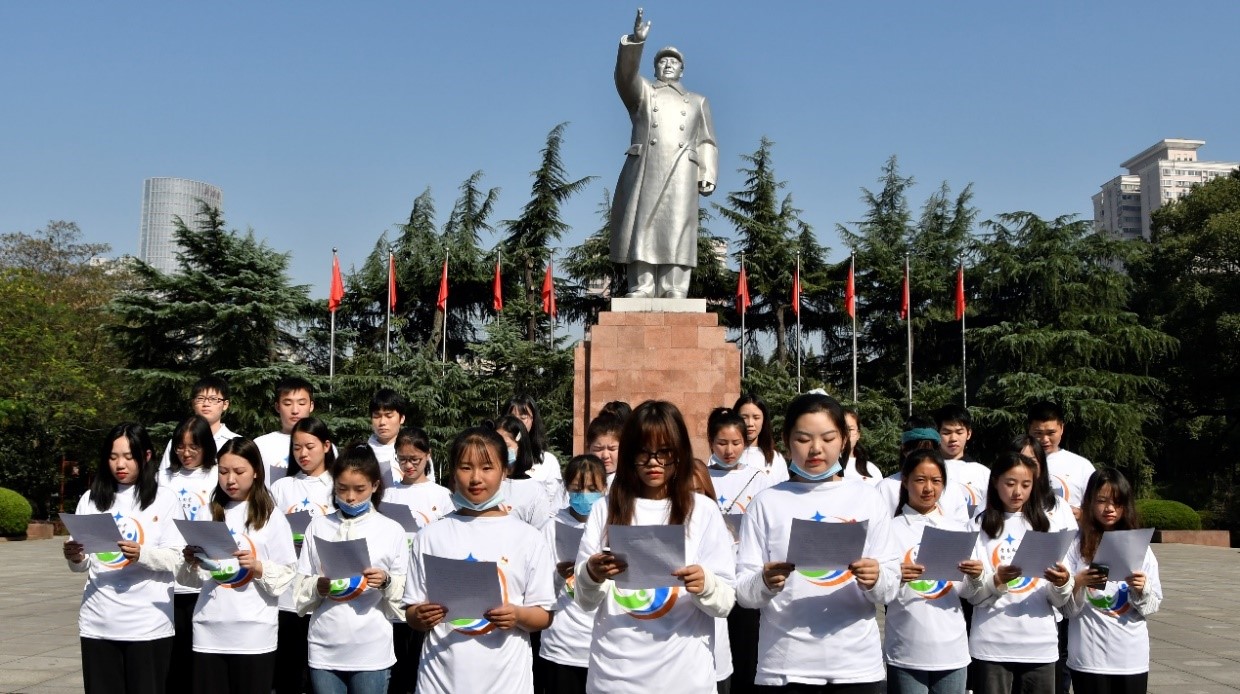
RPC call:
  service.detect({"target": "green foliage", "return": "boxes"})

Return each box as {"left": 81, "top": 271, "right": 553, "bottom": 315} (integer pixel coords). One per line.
{"left": 108, "top": 204, "right": 314, "bottom": 439}
{"left": 1136, "top": 499, "right": 1202, "bottom": 531}
{"left": 0, "top": 487, "right": 33, "bottom": 535}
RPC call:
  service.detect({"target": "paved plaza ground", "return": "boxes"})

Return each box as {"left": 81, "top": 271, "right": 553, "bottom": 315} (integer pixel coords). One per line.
{"left": 0, "top": 539, "right": 1236, "bottom": 693}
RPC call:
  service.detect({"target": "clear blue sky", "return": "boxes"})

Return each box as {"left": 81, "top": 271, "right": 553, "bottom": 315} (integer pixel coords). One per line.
{"left": 3, "top": 1, "right": 1237, "bottom": 297}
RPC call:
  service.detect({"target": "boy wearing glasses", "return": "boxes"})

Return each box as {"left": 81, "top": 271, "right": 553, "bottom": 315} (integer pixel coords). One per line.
{"left": 158, "top": 375, "right": 241, "bottom": 473}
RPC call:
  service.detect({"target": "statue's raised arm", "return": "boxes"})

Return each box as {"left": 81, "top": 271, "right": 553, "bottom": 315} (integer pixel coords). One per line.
{"left": 608, "top": 8, "right": 718, "bottom": 299}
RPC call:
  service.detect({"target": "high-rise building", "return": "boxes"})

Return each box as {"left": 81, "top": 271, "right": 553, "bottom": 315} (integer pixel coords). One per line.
{"left": 138, "top": 177, "right": 223, "bottom": 274}
{"left": 1092, "top": 139, "right": 1237, "bottom": 241}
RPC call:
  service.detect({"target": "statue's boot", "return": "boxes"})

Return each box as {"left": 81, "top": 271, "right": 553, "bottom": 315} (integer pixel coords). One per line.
{"left": 657, "top": 264, "right": 691, "bottom": 298}
{"left": 625, "top": 261, "right": 656, "bottom": 298}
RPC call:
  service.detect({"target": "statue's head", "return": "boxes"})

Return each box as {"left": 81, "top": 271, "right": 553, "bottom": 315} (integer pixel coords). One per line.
{"left": 653, "top": 46, "right": 684, "bottom": 83}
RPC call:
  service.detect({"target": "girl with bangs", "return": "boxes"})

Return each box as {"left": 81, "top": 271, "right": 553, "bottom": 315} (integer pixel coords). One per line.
{"left": 179, "top": 438, "right": 297, "bottom": 693}
{"left": 403, "top": 427, "right": 555, "bottom": 694}
{"left": 733, "top": 393, "right": 790, "bottom": 483}
{"left": 576, "top": 400, "right": 736, "bottom": 694}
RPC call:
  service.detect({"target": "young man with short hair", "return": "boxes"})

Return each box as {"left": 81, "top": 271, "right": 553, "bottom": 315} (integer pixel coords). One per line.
{"left": 158, "top": 375, "right": 240, "bottom": 472}
{"left": 368, "top": 388, "right": 429, "bottom": 487}
{"left": 934, "top": 403, "right": 991, "bottom": 518}
{"left": 254, "top": 376, "right": 315, "bottom": 485}
{"left": 1026, "top": 400, "right": 1096, "bottom": 518}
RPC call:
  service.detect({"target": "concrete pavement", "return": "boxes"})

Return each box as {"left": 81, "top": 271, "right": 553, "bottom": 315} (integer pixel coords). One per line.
{"left": 1, "top": 539, "right": 1237, "bottom": 693}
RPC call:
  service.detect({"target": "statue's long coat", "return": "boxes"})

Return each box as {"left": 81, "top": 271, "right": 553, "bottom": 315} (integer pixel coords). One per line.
{"left": 609, "top": 37, "right": 718, "bottom": 268}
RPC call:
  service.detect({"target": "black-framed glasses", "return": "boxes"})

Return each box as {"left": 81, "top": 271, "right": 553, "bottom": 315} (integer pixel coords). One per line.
{"left": 636, "top": 448, "right": 675, "bottom": 466}
{"left": 397, "top": 456, "right": 426, "bottom": 467}
{"left": 192, "top": 396, "right": 225, "bottom": 405}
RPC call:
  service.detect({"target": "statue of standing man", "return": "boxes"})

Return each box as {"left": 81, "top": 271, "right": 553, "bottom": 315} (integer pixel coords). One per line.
{"left": 610, "top": 8, "right": 718, "bottom": 299}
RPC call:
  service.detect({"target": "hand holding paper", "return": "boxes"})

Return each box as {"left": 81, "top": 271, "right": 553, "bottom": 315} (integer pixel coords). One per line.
{"left": 424, "top": 554, "right": 503, "bottom": 620}
{"left": 316, "top": 537, "right": 371, "bottom": 579}
{"left": 1008, "top": 531, "right": 1075, "bottom": 577}
{"left": 607, "top": 524, "right": 686, "bottom": 589}
{"left": 1091, "top": 528, "right": 1154, "bottom": 580}
{"left": 786, "top": 519, "right": 869, "bottom": 572}
{"left": 174, "top": 520, "right": 240, "bottom": 560}
{"left": 914, "top": 527, "right": 979, "bottom": 581}
{"left": 61, "top": 513, "right": 124, "bottom": 555}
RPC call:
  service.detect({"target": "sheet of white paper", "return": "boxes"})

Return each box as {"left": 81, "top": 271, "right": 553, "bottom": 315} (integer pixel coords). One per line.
{"left": 316, "top": 537, "right": 371, "bottom": 579}
{"left": 381, "top": 503, "right": 419, "bottom": 533}
{"left": 285, "top": 511, "right": 312, "bottom": 536}
{"left": 1091, "top": 528, "right": 1154, "bottom": 579}
{"left": 62, "top": 513, "right": 123, "bottom": 554}
{"left": 786, "top": 519, "right": 869, "bottom": 572}
{"left": 1009, "top": 531, "right": 1076, "bottom": 576}
{"left": 914, "top": 527, "right": 979, "bottom": 581}
{"left": 554, "top": 524, "right": 585, "bottom": 564}
{"left": 174, "top": 520, "right": 240, "bottom": 560}
{"left": 424, "top": 554, "right": 503, "bottom": 620}
{"left": 607, "top": 524, "right": 686, "bottom": 589}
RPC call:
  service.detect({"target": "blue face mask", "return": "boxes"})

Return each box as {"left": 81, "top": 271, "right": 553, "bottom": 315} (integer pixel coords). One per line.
{"left": 710, "top": 454, "right": 739, "bottom": 470}
{"left": 336, "top": 497, "right": 371, "bottom": 517}
{"left": 452, "top": 489, "right": 505, "bottom": 513}
{"left": 568, "top": 491, "right": 604, "bottom": 516}
{"left": 790, "top": 460, "right": 843, "bottom": 482}
{"left": 507, "top": 448, "right": 518, "bottom": 467}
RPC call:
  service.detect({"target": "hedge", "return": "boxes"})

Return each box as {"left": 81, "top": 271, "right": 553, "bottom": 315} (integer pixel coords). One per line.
{"left": 0, "top": 487, "right": 33, "bottom": 535}
{"left": 1136, "top": 499, "right": 1202, "bottom": 531}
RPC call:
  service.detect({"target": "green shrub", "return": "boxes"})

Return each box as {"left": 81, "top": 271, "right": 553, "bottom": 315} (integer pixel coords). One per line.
{"left": 1197, "top": 508, "right": 1220, "bottom": 530}
{"left": 0, "top": 487, "right": 33, "bottom": 535}
{"left": 1136, "top": 499, "right": 1202, "bottom": 531}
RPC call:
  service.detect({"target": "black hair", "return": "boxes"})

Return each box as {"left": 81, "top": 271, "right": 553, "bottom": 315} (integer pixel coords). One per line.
{"left": 369, "top": 388, "right": 408, "bottom": 417}
{"left": 734, "top": 393, "right": 777, "bottom": 467}
{"left": 494, "top": 415, "right": 536, "bottom": 479}
{"left": 331, "top": 443, "right": 385, "bottom": 509}
{"left": 168, "top": 415, "right": 218, "bottom": 474}
{"left": 896, "top": 449, "right": 947, "bottom": 516}
{"left": 609, "top": 400, "right": 696, "bottom": 527}
{"left": 598, "top": 400, "right": 632, "bottom": 422}
{"left": 781, "top": 393, "right": 853, "bottom": 476}
{"left": 288, "top": 417, "right": 336, "bottom": 474}
{"left": 504, "top": 395, "right": 549, "bottom": 461}
{"left": 191, "top": 375, "right": 230, "bottom": 401}
{"left": 446, "top": 427, "right": 509, "bottom": 494}
{"left": 842, "top": 407, "right": 876, "bottom": 478}
{"left": 934, "top": 403, "right": 973, "bottom": 430}
{"left": 91, "top": 423, "right": 159, "bottom": 511}
{"left": 394, "top": 426, "right": 432, "bottom": 478}
{"left": 274, "top": 376, "right": 314, "bottom": 402}
{"left": 980, "top": 451, "right": 1049, "bottom": 538}
{"left": 1009, "top": 435, "right": 1057, "bottom": 514}
{"left": 1026, "top": 400, "right": 1065, "bottom": 425}
{"left": 586, "top": 414, "right": 624, "bottom": 444}
{"left": 707, "top": 407, "right": 746, "bottom": 441}
{"left": 1078, "top": 469, "right": 1140, "bottom": 562}
{"left": 564, "top": 454, "right": 607, "bottom": 493}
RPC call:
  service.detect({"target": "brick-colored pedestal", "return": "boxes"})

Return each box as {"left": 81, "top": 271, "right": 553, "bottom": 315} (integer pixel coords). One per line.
{"left": 573, "top": 310, "right": 741, "bottom": 461}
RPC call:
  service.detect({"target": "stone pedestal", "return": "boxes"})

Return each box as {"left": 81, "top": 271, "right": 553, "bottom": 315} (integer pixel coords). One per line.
{"left": 573, "top": 301, "right": 741, "bottom": 462}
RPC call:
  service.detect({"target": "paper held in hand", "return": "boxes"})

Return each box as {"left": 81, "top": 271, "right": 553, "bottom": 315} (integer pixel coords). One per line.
{"left": 61, "top": 513, "right": 124, "bottom": 554}
{"left": 1091, "top": 527, "right": 1154, "bottom": 579}
{"left": 1008, "top": 531, "right": 1076, "bottom": 576}
{"left": 555, "top": 524, "right": 585, "bottom": 564}
{"left": 424, "top": 554, "right": 503, "bottom": 621}
{"left": 607, "top": 524, "right": 686, "bottom": 589}
{"left": 174, "top": 520, "right": 241, "bottom": 561}
{"left": 786, "top": 519, "right": 869, "bottom": 572}
{"left": 913, "top": 527, "right": 979, "bottom": 581}
{"left": 316, "top": 537, "right": 371, "bottom": 579}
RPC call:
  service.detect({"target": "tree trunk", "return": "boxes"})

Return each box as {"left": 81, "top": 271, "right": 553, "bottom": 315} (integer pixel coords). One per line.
{"left": 525, "top": 257, "right": 536, "bottom": 343}
{"left": 775, "top": 305, "right": 788, "bottom": 365}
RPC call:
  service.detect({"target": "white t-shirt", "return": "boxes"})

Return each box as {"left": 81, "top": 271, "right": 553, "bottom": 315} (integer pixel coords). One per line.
{"left": 878, "top": 473, "right": 971, "bottom": 525}
{"left": 707, "top": 458, "right": 775, "bottom": 517}
{"left": 270, "top": 469, "right": 335, "bottom": 612}
{"left": 539, "top": 510, "right": 595, "bottom": 668}
{"left": 159, "top": 423, "right": 240, "bottom": 473}
{"left": 842, "top": 457, "right": 883, "bottom": 486}
{"left": 529, "top": 450, "right": 567, "bottom": 516}
{"left": 1046, "top": 449, "right": 1096, "bottom": 509}
{"left": 944, "top": 458, "right": 990, "bottom": 518}
{"left": 254, "top": 431, "right": 291, "bottom": 485}
{"left": 573, "top": 496, "right": 736, "bottom": 694}
{"left": 403, "top": 513, "right": 556, "bottom": 694}
{"left": 735, "top": 479, "right": 900, "bottom": 685}
{"left": 158, "top": 465, "right": 219, "bottom": 595}
{"left": 383, "top": 481, "right": 453, "bottom": 529}
{"left": 883, "top": 508, "right": 971, "bottom": 671}
{"left": 502, "top": 477, "right": 552, "bottom": 531}
{"left": 71, "top": 485, "right": 185, "bottom": 641}
{"left": 295, "top": 509, "right": 407, "bottom": 671}
{"left": 1059, "top": 539, "right": 1161, "bottom": 675}
{"left": 962, "top": 513, "right": 1069, "bottom": 664}
{"left": 740, "top": 446, "right": 790, "bottom": 484}
{"left": 188, "top": 500, "right": 298, "bottom": 654}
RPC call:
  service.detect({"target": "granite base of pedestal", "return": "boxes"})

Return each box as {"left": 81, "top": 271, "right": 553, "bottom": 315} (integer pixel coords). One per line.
{"left": 573, "top": 309, "right": 741, "bottom": 461}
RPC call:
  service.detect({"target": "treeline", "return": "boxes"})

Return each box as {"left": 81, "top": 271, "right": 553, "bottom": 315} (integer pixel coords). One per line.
{"left": 1, "top": 124, "right": 1237, "bottom": 529}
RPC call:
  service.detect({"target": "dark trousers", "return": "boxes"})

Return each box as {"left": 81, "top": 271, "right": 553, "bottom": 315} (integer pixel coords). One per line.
{"left": 192, "top": 651, "right": 276, "bottom": 694}
{"left": 388, "top": 622, "right": 422, "bottom": 694}
{"left": 972, "top": 659, "right": 1056, "bottom": 694}
{"left": 1056, "top": 619, "right": 1071, "bottom": 694}
{"left": 728, "top": 606, "right": 762, "bottom": 694}
{"left": 81, "top": 636, "right": 173, "bottom": 694}
{"left": 274, "top": 611, "right": 311, "bottom": 694}
{"left": 1068, "top": 670, "right": 1147, "bottom": 694}
{"left": 756, "top": 683, "right": 882, "bottom": 694}
{"left": 550, "top": 663, "right": 589, "bottom": 694}
{"left": 169, "top": 592, "right": 197, "bottom": 692}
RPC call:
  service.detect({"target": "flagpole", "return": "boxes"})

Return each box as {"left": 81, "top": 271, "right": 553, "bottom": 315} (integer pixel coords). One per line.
{"left": 330, "top": 247, "right": 337, "bottom": 389}
{"left": 850, "top": 253, "right": 857, "bottom": 403}
{"left": 740, "top": 253, "right": 746, "bottom": 380}
{"left": 795, "top": 252, "right": 802, "bottom": 392}
{"left": 441, "top": 251, "right": 448, "bottom": 376}
{"left": 905, "top": 253, "right": 913, "bottom": 417}
{"left": 385, "top": 246, "right": 393, "bottom": 369}
{"left": 960, "top": 259, "right": 967, "bottom": 408}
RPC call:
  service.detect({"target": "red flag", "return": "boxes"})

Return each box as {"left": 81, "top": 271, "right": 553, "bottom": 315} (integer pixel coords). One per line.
{"left": 436, "top": 258, "right": 448, "bottom": 312}
{"left": 388, "top": 253, "right": 397, "bottom": 311}
{"left": 845, "top": 257, "right": 855, "bottom": 318}
{"left": 791, "top": 266, "right": 801, "bottom": 317}
{"left": 492, "top": 259, "right": 503, "bottom": 312}
{"left": 899, "top": 259, "right": 910, "bottom": 320}
{"left": 955, "top": 265, "right": 965, "bottom": 321}
{"left": 541, "top": 263, "right": 556, "bottom": 318}
{"left": 328, "top": 255, "right": 345, "bottom": 313}
{"left": 736, "top": 265, "right": 751, "bottom": 314}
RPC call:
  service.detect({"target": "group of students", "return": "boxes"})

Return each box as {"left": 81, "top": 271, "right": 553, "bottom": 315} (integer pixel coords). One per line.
{"left": 64, "top": 376, "right": 1162, "bottom": 694}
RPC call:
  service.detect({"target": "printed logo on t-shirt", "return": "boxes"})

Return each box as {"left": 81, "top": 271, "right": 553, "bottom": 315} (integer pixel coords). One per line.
{"left": 716, "top": 494, "right": 751, "bottom": 514}
{"left": 796, "top": 512, "right": 855, "bottom": 587}
{"left": 1085, "top": 582, "right": 1132, "bottom": 618}
{"left": 285, "top": 499, "right": 331, "bottom": 516}
{"left": 563, "top": 574, "right": 576, "bottom": 599}
{"left": 612, "top": 586, "right": 679, "bottom": 620}
{"left": 902, "top": 546, "right": 953, "bottom": 599}
{"left": 210, "top": 529, "right": 255, "bottom": 589}
{"left": 177, "top": 487, "right": 211, "bottom": 521}
{"left": 990, "top": 535, "right": 1038, "bottom": 593}
{"left": 327, "top": 575, "right": 367, "bottom": 602}
{"left": 94, "top": 512, "right": 144, "bottom": 570}
{"left": 1050, "top": 475, "right": 1070, "bottom": 504}
{"left": 449, "top": 554, "right": 509, "bottom": 636}
{"left": 963, "top": 485, "right": 982, "bottom": 517}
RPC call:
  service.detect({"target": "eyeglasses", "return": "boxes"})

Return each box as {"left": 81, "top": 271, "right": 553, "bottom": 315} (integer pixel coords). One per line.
{"left": 175, "top": 445, "right": 202, "bottom": 454}
{"left": 192, "top": 396, "right": 225, "bottom": 405}
{"left": 397, "top": 456, "right": 426, "bottom": 467}
{"left": 636, "top": 448, "right": 675, "bottom": 467}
